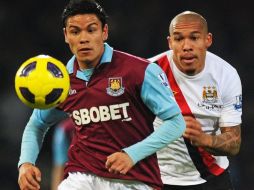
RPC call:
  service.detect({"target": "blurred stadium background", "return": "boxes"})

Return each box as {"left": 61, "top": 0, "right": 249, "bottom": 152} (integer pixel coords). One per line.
{"left": 0, "top": 0, "right": 253, "bottom": 189}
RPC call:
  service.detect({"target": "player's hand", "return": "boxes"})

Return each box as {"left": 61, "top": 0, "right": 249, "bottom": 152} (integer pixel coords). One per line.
{"left": 105, "top": 152, "right": 134, "bottom": 175}
{"left": 183, "top": 116, "right": 211, "bottom": 147}
{"left": 18, "top": 163, "right": 41, "bottom": 190}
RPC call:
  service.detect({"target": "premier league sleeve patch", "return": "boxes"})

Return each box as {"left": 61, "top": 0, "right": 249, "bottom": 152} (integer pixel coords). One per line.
{"left": 106, "top": 77, "right": 125, "bottom": 97}
{"left": 158, "top": 72, "right": 169, "bottom": 87}
{"left": 234, "top": 95, "right": 242, "bottom": 111}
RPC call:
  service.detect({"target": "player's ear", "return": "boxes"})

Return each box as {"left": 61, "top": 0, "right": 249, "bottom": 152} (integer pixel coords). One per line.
{"left": 102, "top": 24, "right": 108, "bottom": 41}
{"left": 63, "top": 28, "right": 69, "bottom": 43}
{"left": 206, "top": 33, "right": 213, "bottom": 48}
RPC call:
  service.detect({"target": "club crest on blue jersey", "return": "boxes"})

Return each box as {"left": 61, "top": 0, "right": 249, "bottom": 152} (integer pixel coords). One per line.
{"left": 202, "top": 86, "right": 218, "bottom": 103}
{"left": 158, "top": 73, "right": 169, "bottom": 87}
{"left": 234, "top": 95, "right": 242, "bottom": 111}
{"left": 106, "top": 77, "right": 125, "bottom": 96}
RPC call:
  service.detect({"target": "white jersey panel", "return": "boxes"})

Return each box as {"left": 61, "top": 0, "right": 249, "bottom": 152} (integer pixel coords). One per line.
{"left": 150, "top": 50, "right": 242, "bottom": 185}
{"left": 154, "top": 118, "right": 206, "bottom": 185}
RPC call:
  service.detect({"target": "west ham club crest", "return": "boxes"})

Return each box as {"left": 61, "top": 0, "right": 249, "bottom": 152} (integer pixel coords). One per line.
{"left": 106, "top": 77, "right": 125, "bottom": 96}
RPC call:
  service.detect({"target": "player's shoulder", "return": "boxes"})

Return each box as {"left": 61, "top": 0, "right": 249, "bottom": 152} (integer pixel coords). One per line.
{"left": 114, "top": 49, "right": 148, "bottom": 64}
{"left": 148, "top": 50, "right": 171, "bottom": 63}
{"left": 206, "top": 51, "right": 238, "bottom": 73}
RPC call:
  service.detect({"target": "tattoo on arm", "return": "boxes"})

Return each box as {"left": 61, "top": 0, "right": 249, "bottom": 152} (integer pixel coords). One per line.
{"left": 205, "top": 125, "right": 241, "bottom": 156}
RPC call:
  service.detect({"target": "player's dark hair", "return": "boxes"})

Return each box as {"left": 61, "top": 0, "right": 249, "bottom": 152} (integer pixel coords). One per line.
{"left": 62, "top": 0, "right": 108, "bottom": 28}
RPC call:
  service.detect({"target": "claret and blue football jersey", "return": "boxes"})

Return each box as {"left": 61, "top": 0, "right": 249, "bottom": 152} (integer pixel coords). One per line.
{"left": 19, "top": 43, "right": 185, "bottom": 190}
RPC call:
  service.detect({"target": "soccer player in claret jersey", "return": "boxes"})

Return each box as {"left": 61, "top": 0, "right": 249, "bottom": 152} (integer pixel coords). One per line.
{"left": 17, "top": 0, "right": 185, "bottom": 190}
{"left": 149, "top": 11, "right": 242, "bottom": 190}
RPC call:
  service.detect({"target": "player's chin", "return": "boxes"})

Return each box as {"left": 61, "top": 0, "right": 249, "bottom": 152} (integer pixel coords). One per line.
{"left": 76, "top": 56, "right": 93, "bottom": 65}
{"left": 183, "top": 67, "right": 196, "bottom": 75}
{"left": 185, "top": 69, "right": 196, "bottom": 76}
{"left": 77, "top": 50, "right": 92, "bottom": 58}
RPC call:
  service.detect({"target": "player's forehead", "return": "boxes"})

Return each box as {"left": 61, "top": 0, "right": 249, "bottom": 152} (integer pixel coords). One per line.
{"left": 66, "top": 14, "right": 101, "bottom": 28}
{"left": 171, "top": 14, "right": 207, "bottom": 34}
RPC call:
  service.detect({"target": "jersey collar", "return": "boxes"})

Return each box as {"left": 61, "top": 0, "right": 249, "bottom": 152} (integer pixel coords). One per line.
{"left": 66, "top": 43, "right": 113, "bottom": 80}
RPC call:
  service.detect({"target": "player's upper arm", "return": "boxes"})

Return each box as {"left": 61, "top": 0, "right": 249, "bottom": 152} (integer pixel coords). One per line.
{"left": 141, "top": 62, "right": 181, "bottom": 120}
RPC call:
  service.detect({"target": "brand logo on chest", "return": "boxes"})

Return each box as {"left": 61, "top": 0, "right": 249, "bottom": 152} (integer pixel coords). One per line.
{"left": 69, "top": 88, "right": 77, "bottom": 95}
{"left": 106, "top": 77, "right": 125, "bottom": 96}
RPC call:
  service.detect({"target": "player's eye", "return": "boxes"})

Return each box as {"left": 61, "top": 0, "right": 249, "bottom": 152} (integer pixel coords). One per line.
{"left": 190, "top": 36, "right": 198, "bottom": 41}
{"left": 174, "top": 36, "right": 183, "bottom": 42}
{"left": 70, "top": 30, "right": 79, "bottom": 35}
{"left": 88, "top": 27, "right": 96, "bottom": 33}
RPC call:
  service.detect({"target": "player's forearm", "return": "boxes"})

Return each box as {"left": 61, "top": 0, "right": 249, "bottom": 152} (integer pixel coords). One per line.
{"left": 204, "top": 126, "right": 241, "bottom": 156}
{"left": 123, "top": 113, "right": 185, "bottom": 164}
{"left": 18, "top": 122, "right": 49, "bottom": 167}
{"left": 18, "top": 112, "right": 52, "bottom": 167}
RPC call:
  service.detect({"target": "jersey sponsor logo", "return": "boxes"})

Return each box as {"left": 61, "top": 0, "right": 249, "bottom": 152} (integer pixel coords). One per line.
{"left": 72, "top": 102, "right": 131, "bottom": 125}
{"left": 197, "top": 102, "right": 222, "bottom": 111}
{"left": 106, "top": 77, "right": 125, "bottom": 96}
{"left": 158, "top": 72, "right": 169, "bottom": 87}
{"left": 234, "top": 95, "right": 242, "bottom": 111}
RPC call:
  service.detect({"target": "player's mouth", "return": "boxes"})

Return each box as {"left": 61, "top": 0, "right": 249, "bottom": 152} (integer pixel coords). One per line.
{"left": 180, "top": 55, "right": 197, "bottom": 64}
{"left": 78, "top": 48, "right": 92, "bottom": 54}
